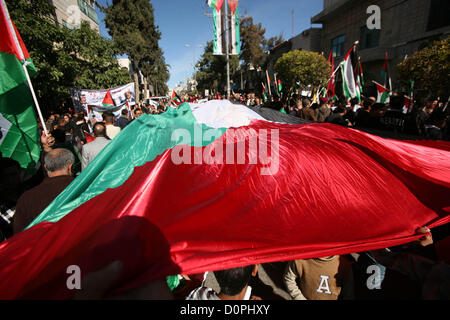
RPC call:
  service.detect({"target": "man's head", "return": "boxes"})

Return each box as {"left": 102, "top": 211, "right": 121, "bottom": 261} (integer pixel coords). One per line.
{"left": 44, "top": 148, "right": 75, "bottom": 177}
{"left": 121, "top": 109, "right": 129, "bottom": 118}
{"left": 134, "top": 108, "right": 143, "bottom": 118}
{"left": 103, "top": 112, "right": 115, "bottom": 125}
{"left": 214, "top": 265, "right": 257, "bottom": 297}
{"left": 334, "top": 106, "right": 347, "bottom": 115}
{"left": 302, "top": 98, "right": 311, "bottom": 108}
{"left": 125, "top": 91, "right": 132, "bottom": 100}
{"left": 93, "top": 122, "right": 107, "bottom": 138}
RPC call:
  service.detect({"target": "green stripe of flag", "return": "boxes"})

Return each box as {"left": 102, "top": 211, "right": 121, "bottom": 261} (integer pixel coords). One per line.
{"left": 28, "top": 103, "right": 228, "bottom": 228}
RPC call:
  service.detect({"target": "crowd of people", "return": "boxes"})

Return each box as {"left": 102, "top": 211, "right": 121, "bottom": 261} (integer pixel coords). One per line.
{"left": 0, "top": 90, "right": 449, "bottom": 300}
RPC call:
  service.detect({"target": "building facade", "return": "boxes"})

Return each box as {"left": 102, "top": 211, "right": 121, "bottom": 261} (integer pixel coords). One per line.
{"left": 267, "top": 28, "right": 322, "bottom": 75}
{"left": 49, "top": 0, "right": 100, "bottom": 32}
{"left": 311, "top": 0, "right": 450, "bottom": 92}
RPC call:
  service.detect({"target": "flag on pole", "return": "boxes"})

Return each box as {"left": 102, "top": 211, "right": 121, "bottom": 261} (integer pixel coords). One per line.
{"left": 208, "top": 0, "right": 226, "bottom": 55}
{"left": 274, "top": 73, "right": 279, "bottom": 94}
{"left": 326, "top": 51, "right": 336, "bottom": 98}
{"left": 261, "top": 82, "right": 267, "bottom": 102}
{"left": 278, "top": 79, "right": 283, "bottom": 93}
{"left": 227, "top": 0, "right": 240, "bottom": 55}
{"left": 355, "top": 57, "right": 364, "bottom": 101}
{"left": 403, "top": 80, "right": 414, "bottom": 114}
{"left": 0, "top": 0, "right": 40, "bottom": 172}
{"left": 340, "top": 45, "right": 359, "bottom": 100}
{"left": 266, "top": 71, "right": 272, "bottom": 96}
{"left": 373, "top": 81, "right": 390, "bottom": 104}
{"left": 382, "top": 52, "right": 392, "bottom": 91}
{"left": 172, "top": 90, "right": 182, "bottom": 105}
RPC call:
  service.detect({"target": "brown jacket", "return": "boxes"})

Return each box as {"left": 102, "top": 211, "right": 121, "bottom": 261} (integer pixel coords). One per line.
{"left": 13, "top": 175, "right": 74, "bottom": 234}
{"left": 300, "top": 107, "right": 318, "bottom": 122}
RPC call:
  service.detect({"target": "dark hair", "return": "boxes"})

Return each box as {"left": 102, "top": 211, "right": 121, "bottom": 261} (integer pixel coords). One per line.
{"left": 334, "top": 106, "right": 347, "bottom": 114}
{"left": 302, "top": 98, "right": 311, "bottom": 107}
{"left": 93, "top": 122, "right": 106, "bottom": 137}
{"left": 51, "top": 129, "right": 66, "bottom": 144}
{"left": 350, "top": 98, "right": 359, "bottom": 106}
{"left": 214, "top": 265, "right": 255, "bottom": 296}
{"left": 103, "top": 112, "right": 114, "bottom": 124}
{"left": 121, "top": 109, "right": 128, "bottom": 116}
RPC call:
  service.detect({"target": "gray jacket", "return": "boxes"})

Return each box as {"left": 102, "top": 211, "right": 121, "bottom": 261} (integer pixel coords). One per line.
{"left": 81, "top": 137, "right": 110, "bottom": 170}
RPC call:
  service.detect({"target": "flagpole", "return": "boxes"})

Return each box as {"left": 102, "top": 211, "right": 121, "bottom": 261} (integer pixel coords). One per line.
{"left": 22, "top": 64, "right": 48, "bottom": 136}
{"left": 318, "top": 63, "right": 342, "bottom": 97}
{"left": 1, "top": 0, "right": 48, "bottom": 136}
{"left": 225, "top": 0, "right": 231, "bottom": 99}
{"left": 266, "top": 70, "right": 272, "bottom": 97}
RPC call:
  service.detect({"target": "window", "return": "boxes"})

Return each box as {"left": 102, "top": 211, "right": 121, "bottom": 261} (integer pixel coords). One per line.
{"left": 360, "top": 26, "right": 380, "bottom": 50}
{"left": 331, "top": 35, "right": 346, "bottom": 57}
{"left": 427, "top": 0, "right": 450, "bottom": 31}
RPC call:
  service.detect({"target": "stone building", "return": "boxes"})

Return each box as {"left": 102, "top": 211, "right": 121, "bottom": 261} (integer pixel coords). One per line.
{"left": 311, "top": 0, "right": 450, "bottom": 93}
{"left": 49, "top": 0, "right": 100, "bottom": 32}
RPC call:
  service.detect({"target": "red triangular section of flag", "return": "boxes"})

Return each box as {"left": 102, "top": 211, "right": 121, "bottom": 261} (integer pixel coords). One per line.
{"left": 228, "top": 0, "right": 238, "bottom": 14}
{"left": 0, "top": 2, "right": 30, "bottom": 61}
{"left": 102, "top": 90, "right": 114, "bottom": 107}
{"left": 215, "top": 0, "right": 224, "bottom": 12}
{"left": 374, "top": 81, "right": 388, "bottom": 93}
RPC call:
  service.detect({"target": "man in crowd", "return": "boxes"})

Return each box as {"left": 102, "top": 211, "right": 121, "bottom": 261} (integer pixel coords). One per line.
{"left": 81, "top": 122, "right": 110, "bottom": 170}
{"left": 316, "top": 98, "right": 332, "bottom": 123}
{"left": 134, "top": 108, "right": 143, "bottom": 119}
{"left": 13, "top": 148, "right": 75, "bottom": 234}
{"left": 326, "top": 106, "right": 353, "bottom": 127}
{"left": 186, "top": 265, "right": 261, "bottom": 300}
{"left": 103, "top": 112, "right": 121, "bottom": 140}
{"left": 115, "top": 109, "right": 130, "bottom": 130}
{"left": 300, "top": 98, "right": 317, "bottom": 122}
{"left": 284, "top": 255, "right": 354, "bottom": 300}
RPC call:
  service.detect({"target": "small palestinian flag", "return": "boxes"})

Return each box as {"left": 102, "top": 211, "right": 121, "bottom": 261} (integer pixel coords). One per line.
{"left": 102, "top": 90, "right": 115, "bottom": 108}
{"left": 373, "top": 81, "right": 390, "bottom": 104}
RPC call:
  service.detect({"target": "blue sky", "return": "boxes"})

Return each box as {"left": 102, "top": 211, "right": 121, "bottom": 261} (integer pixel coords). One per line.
{"left": 96, "top": 1, "right": 323, "bottom": 89}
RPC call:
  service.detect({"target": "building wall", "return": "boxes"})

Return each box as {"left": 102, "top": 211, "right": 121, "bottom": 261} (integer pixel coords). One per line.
{"left": 313, "top": 0, "right": 450, "bottom": 90}
{"left": 50, "top": 0, "right": 99, "bottom": 32}
{"left": 267, "top": 28, "right": 323, "bottom": 75}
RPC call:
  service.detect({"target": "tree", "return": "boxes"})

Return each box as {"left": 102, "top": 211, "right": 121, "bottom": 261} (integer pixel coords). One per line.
{"left": 102, "top": 0, "right": 166, "bottom": 99}
{"left": 274, "top": 50, "right": 331, "bottom": 91}
{"left": 239, "top": 16, "right": 266, "bottom": 70}
{"left": 194, "top": 41, "right": 239, "bottom": 95}
{"left": 6, "top": 0, "right": 131, "bottom": 114}
{"left": 148, "top": 52, "right": 170, "bottom": 96}
{"left": 398, "top": 36, "right": 450, "bottom": 100}
{"left": 63, "top": 22, "right": 132, "bottom": 90}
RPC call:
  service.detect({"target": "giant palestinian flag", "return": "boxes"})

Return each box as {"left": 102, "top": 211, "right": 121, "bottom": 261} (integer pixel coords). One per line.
{"left": 0, "top": 100, "right": 449, "bottom": 299}
{"left": 0, "top": 0, "right": 40, "bottom": 172}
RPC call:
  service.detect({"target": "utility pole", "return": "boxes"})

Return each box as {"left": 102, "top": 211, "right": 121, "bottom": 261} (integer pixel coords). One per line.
{"left": 292, "top": 8, "right": 294, "bottom": 38}
{"left": 225, "top": 0, "right": 231, "bottom": 99}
